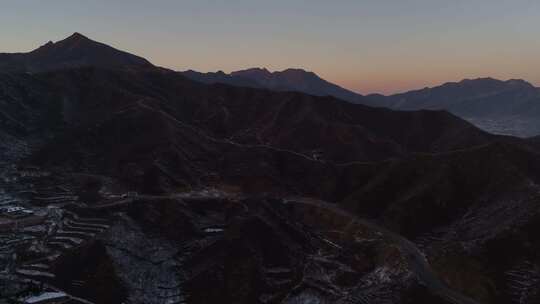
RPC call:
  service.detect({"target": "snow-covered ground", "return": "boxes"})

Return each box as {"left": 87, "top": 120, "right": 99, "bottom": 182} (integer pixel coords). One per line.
{"left": 103, "top": 214, "right": 186, "bottom": 304}
{"left": 22, "top": 291, "right": 67, "bottom": 303}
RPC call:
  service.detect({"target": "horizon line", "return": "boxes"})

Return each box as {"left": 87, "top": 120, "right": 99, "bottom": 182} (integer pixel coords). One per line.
{"left": 4, "top": 31, "right": 540, "bottom": 96}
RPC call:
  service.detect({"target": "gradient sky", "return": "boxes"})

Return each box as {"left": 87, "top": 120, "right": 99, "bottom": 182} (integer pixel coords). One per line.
{"left": 1, "top": 0, "right": 539, "bottom": 94}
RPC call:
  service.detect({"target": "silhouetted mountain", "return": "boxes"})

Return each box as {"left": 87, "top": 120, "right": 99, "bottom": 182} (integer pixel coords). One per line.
{"left": 388, "top": 78, "right": 539, "bottom": 113}
{"left": 0, "top": 32, "right": 153, "bottom": 73}
{"left": 181, "top": 67, "right": 367, "bottom": 103}
{"left": 182, "top": 68, "right": 540, "bottom": 137}
{"left": 370, "top": 78, "right": 540, "bottom": 137}
{"left": 188, "top": 68, "right": 540, "bottom": 138}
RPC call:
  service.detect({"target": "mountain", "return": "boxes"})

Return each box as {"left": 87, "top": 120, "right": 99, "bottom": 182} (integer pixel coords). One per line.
{"left": 371, "top": 78, "right": 540, "bottom": 137}
{"left": 182, "top": 68, "right": 540, "bottom": 137}
{"left": 0, "top": 32, "right": 154, "bottom": 73}
{"left": 181, "top": 69, "right": 262, "bottom": 88}
{"left": 181, "top": 67, "right": 367, "bottom": 103}
{"left": 17, "top": 68, "right": 494, "bottom": 170}
{"left": 387, "top": 78, "right": 540, "bottom": 114}
{"left": 3, "top": 33, "right": 540, "bottom": 304}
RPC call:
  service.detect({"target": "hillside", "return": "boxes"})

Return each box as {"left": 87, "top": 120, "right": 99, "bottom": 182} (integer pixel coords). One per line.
{"left": 375, "top": 78, "right": 540, "bottom": 137}
{"left": 0, "top": 33, "right": 153, "bottom": 73}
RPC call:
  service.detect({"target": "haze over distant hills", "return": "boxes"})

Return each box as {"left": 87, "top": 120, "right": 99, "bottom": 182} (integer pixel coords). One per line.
{"left": 182, "top": 68, "right": 540, "bottom": 137}
{"left": 378, "top": 78, "right": 540, "bottom": 137}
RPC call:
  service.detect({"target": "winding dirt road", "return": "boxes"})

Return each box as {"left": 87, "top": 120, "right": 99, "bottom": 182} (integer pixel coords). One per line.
{"left": 285, "top": 197, "right": 481, "bottom": 304}
{"left": 86, "top": 190, "right": 481, "bottom": 304}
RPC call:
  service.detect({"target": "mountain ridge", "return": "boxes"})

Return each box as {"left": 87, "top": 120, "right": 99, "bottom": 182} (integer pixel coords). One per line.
{"left": 4, "top": 32, "right": 539, "bottom": 137}
{"left": 381, "top": 77, "right": 540, "bottom": 137}
{"left": 180, "top": 66, "right": 367, "bottom": 103}
{"left": 0, "top": 32, "right": 154, "bottom": 73}
{"left": 182, "top": 66, "right": 540, "bottom": 137}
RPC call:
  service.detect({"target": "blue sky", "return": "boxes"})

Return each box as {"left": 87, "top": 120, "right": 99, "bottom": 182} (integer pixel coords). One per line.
{"left": 1, "top": 0, "right": 539, "bottom": 94}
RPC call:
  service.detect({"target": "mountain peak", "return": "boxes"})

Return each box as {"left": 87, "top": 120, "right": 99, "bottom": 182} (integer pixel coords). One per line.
{"left": 3, "top": 32, "right": 155, "bottom": 72}
{"left": 281, "top": 68, "right": 311, "bottom": 74}
{"left": 453, "top": 77, "right": 501, "bottom": 86}
{"left": 253, "top": 67, "right": 271, "bottom": 73}
{"left": 67, "top": 32, "right": 89, "bottom": 40}
{"left": 505, "top": 78, "right": 534, "bottom": 88}
{"left": 55, "top": 32, "right": 98, "bottom": 49}
{"left": 230, "top": 68, "right": 273, "bottom": 82}
{"left": 279, "top": 68, "right": 319, "bottom": 79}
{"left": 432, "top": 77, "right": 523, "bottom": 91}
{"left": 232, "top": 67, "right": 271, "bottom": 76}
{"left": 34, "top": 40, "right": 54, "bottom": 51}
{"left": 450, "top": 77, "right": 535, "bottom": 90}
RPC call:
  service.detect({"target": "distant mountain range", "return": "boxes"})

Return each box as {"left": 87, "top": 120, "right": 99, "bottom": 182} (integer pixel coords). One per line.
{"left": 182, "top": 69, "right": 540, "bottom": 137}
{"left": 180, "top": 67, "right": 366, "bottom": 103}
{"left": 3, "top": 33, "right": 538, "bottom": 137}
{"left": 377, "top": 78, "right": 540, "bottom": 137}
